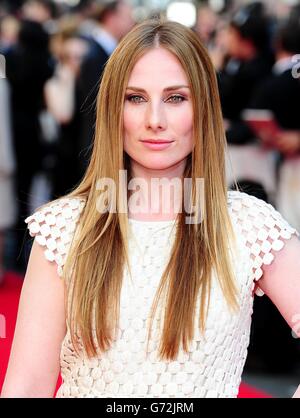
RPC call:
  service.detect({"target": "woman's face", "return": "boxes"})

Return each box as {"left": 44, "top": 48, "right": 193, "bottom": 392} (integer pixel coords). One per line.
{"left": 123, "top": 47, "right": 194, "bottom": 173}
{"left": 62, "top": 38, "right": 88, "bottom": 75}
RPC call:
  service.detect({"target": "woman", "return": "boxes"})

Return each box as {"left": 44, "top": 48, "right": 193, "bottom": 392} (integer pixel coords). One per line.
{"left": 1, "top": 19, "right": 300, "bottom": 398}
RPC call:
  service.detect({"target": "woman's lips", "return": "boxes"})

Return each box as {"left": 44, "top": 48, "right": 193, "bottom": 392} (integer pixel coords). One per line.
{"left": 140, "top": 140, "right": 174, "bottom": 151}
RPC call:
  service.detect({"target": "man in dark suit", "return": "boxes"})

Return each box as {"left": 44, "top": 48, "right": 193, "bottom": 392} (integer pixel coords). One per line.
{"left": 76, "top": 0, "right": 135, "bottom": 178}
{"left": 250, "top": 21, "right": 300, "bottom": 153}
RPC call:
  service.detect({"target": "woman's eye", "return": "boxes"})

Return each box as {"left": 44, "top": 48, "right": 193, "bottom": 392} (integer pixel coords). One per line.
{"left": 167, "top": 95, "right": 185, "bottom": 103}
{"left": 126, "top": 95, "right": 144, "bottom": 103}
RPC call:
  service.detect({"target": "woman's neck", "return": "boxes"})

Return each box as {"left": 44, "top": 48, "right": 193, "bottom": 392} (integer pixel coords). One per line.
{"left": 127, "top": 159, "right": 186, "bottom": 221}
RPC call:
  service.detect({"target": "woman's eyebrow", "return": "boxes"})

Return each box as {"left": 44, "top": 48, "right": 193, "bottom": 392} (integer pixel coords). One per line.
{"left": 126, "top": 85, "right": 190, "bottom": 92}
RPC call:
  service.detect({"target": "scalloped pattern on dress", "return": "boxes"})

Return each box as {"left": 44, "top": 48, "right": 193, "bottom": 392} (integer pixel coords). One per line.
{"left": 25, "top": 197, "right": 86, "bottom": 277}
{"left": 24, "top": 191, "right": 298, "bottom": 398}
{"left": 228, "top": 191, "right": 299, "bottom": 296}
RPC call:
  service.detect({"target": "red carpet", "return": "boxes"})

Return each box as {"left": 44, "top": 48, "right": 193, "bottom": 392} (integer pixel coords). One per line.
{"left": 0, "top": 272, "right": 23, "bottom": 391}
{"left": 0, "top": 273, "right": 272, "bottom": 398}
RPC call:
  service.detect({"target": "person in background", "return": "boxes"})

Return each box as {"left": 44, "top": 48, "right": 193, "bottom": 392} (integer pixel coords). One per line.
{"left": 0, "top": 14, "right": 20, "bottom": 54}
{"left": 45, "top": 19, "right": 89, "bottom": 198}
{"left": 250, "top": 15, "right": 300, "bottom": 232}
{"left": 194, "top": 3, "right": 219, "bottom": 49}
{"left": 76, "top": 0, "right": 135, "bottom": 178}
{"left": 22, "top": 0, "right": 57, "bottom": 34}
{"left": 218, "top": 2, "right": 274, "bottom": 146}
{"left": 0, "top": 78, "right": 16, "bottom": 286}
{"left": 215, "top": 2, "right": 278, "bottom": 206}
{"left": 5, "top": 17, "right": 53, "bottom": 272}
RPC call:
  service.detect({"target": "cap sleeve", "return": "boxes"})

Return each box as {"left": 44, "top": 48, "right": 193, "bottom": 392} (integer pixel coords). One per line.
{"left": 228, "top": 191, "right": 299, "bottom": 296}
{"left": 25, "top": 197, "right": 86, "bottom": 277}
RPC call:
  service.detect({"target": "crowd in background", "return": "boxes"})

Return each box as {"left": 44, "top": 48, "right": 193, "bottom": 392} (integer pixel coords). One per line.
{"left": 0, "top": 0, "right": 300, "bottom": 375}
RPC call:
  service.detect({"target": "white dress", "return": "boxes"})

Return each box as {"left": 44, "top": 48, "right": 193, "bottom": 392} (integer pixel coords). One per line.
{"left": 25, "top": 191, "right": 298, "bottom": 398}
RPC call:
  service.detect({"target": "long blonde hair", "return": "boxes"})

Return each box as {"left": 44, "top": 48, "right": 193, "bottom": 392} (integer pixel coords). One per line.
{"left": 61, "top": 18, "right": 238, "bottom": 360}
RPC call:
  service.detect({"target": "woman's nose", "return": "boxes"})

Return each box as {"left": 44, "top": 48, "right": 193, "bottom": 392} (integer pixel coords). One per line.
{"left": 145, "top": 101, "right": 167, "bottom": 131}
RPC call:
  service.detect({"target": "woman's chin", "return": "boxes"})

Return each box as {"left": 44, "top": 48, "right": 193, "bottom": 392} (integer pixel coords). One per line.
{"left": 139, "top": 161, "right": 178, "bottom": 172}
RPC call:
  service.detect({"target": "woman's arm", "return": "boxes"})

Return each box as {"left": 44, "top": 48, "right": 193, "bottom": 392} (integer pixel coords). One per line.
{"left": 258, "top": 235, "right": 300, "bottom": 398}
{"left": 0, "top": 239, "right": 67, "bottom": 398}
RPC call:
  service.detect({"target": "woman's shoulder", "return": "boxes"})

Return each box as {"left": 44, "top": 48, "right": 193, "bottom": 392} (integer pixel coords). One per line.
{"left": 227, "top": 189, "right": 297, "bottom": 237}
{"left": 25, "top": 196, "right": 87, "bottom": 277}
{"left": 25, "top": 196, "right": 86, "bottom": 227}
{"left": 227, "top": 189, "right": 271, "bottom": 211}
{"left": 227, "top": 190, "right": 299, "bottom": 296}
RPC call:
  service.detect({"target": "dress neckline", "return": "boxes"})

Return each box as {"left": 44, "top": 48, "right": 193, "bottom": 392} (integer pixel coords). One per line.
{"left": 128, "top": 217, "right": 177, "bottom": 226}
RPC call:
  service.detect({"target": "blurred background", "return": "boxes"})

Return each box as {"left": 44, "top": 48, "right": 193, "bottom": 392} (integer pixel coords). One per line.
{"left": 0, "top": 0, "right": 300, "bottom": 397}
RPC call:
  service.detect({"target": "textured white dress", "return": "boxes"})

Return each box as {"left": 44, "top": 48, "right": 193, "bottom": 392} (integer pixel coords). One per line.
{"left": 25, "top": 191, "right": 298, "bottom": 398}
